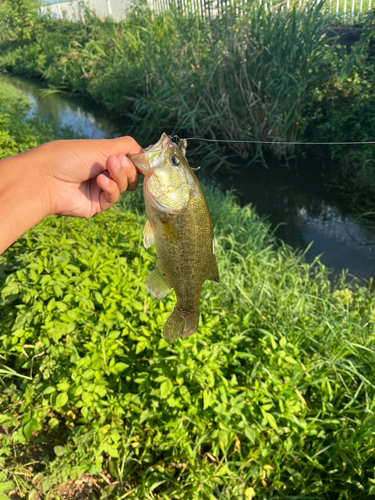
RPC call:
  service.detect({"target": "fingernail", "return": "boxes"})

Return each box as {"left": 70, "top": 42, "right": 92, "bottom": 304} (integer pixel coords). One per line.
{"left": 112, "top": 158, "right": 121, "bottom": 171}
{"left": 121, "top": 157, "right": 129, "bottom": 168}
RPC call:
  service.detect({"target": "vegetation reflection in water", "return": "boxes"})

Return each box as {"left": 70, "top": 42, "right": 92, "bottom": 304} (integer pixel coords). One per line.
{"left": 223, "top": 170, "right": 375, "bottom": 282}
{"left": 1, "top": 74, "right": 125, "bottom": 140}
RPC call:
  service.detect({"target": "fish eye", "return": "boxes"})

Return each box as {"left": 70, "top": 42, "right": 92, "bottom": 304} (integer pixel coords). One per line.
{"left": 170, "top": 155, "right": 180, "bottom": 167}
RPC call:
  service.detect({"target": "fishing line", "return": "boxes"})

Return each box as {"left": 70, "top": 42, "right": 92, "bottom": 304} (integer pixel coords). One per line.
{"left": 185, "top": 137, "right": 375, "bottom": 146}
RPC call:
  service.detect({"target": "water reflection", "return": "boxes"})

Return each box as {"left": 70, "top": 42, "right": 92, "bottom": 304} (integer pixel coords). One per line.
{"left": 2, "top": 74, "right": 128, "bottom": 139}
{"left": 220, "top": 170, "right": 375, "bottom": 282}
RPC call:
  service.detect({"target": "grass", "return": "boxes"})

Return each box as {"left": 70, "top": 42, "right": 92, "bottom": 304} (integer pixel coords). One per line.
{"left": 1, "top": 78, "right": 375, "bottom": 499}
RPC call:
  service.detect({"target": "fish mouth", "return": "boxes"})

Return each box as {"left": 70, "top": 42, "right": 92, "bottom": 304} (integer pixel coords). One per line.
{"left": 128, "top": 133, "right": 172, "bottom": 175}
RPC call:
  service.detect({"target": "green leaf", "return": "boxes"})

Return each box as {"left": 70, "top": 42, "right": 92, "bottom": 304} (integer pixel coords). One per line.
{"left": 203, "top": 389, "right": 213, "bottom": 409}
{"left": 82, "top": 392, "right": 93, "bottom": 406}
{"left": 136, "top": 341, "right": 147, "bottom": 354}
{"left": 179, "top": 386, "right": 191, "bottom": 404}
{"left": 95, "top": 385, "right": 107, "bottom": 398}
{"left": 104, "top": 444, "right": 119, "bottom": 458}
{"left": 0, "top": 415, "right": 9, "bottom": 425}
{"left": 113, "top": 362, "right": 128, "bottom": 373}
{"left": 23, "top": 418, "right": 38, "bottom": 440}
{"left": 44, "top": 385, "right": 56, "bottom": 394}
{"left": 160, "top": 379, "right": 173, "bottom": 398}
{"left": 0, "top": 493, "right": 12, "bottom": 500}
{"left": 132, "top": 300, "right": 144, "bottom": 311}
{"left": 264, "top": 412, "right": 278, "bottom": 431}
{"left": 57, "top": 381, "right": 70, "bottom": 392}
{"left": 47, "top": 298, "right": 56, "bottom": 311}
{"left": 82, "top": 369, "right": 95, "bottom": 380}
{"left": 54, "top": 445, "right": 66, "bottom": 457}
{"left": 285, "top": 355, "right": 297, "bottom": 365}
{"left": 48, "top": 417, "right": 59, "bottom": 429}
{"left": 0, "top": 479, "right": 13, "bottom": 495}
{"left": 56, "top": 392, "right": 69, "bottom": 408}
{"left": 244, "top": 426, "right": 256, "bottom": 444}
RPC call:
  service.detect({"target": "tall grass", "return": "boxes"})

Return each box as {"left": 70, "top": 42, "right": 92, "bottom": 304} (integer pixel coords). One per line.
{"left": 0, "top": 0, "right": 335, "bottom": 162}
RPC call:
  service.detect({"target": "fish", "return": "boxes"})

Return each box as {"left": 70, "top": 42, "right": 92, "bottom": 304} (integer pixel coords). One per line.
{"left": 128, "top": 133, "right": 219, "bottom": 340}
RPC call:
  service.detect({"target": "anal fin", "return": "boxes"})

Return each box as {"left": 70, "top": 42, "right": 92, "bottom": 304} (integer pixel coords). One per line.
{"left": 146, "top": 264, "right": 171, "bottom": 299}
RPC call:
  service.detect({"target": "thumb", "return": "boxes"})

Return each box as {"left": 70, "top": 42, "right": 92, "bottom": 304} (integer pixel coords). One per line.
{"left": 103, "top": 136, "right": 144, "bottom": 157}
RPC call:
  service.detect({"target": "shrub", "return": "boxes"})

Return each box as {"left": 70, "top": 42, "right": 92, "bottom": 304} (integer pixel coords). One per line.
{"left": 1, "top": 187, "right": 375, "bottom": 498}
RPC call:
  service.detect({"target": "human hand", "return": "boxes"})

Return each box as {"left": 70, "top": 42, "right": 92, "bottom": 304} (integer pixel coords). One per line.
{"left": 36, "top": 136, "right": 143, "bottom": 218}
{"left": 0, "top": 136, "right": 143, "bottom": 254}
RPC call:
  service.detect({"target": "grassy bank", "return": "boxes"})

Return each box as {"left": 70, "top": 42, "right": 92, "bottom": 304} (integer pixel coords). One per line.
{"left": 1, "top": 69, "right": 375, "bottom": 500}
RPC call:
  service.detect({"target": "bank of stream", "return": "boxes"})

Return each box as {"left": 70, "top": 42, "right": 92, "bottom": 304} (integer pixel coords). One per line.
{"left": 4, "top": 73, "right": 375, "bottom": 283}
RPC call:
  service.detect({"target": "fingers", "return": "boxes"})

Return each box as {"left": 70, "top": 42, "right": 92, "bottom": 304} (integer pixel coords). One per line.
{"left": 97, "top": 173, "right": 120, "bottom": 211}
{"left": 96, "top": 152, "right": 140, "bottom": 212}
{"left": 118, "top": 154, "right": 139, "bottom": 191}
{"left": 93, "top": 136, "right": 143, "bottom": 213}
{"left": 106, "top": 154, "right": 139, "bottom": 193}
{"left": 109, "top": 136, "right": 143, "bottom": 156}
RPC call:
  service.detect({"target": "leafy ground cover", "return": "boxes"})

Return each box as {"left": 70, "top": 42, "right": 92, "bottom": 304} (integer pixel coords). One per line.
{"left": 1, "top": 74, "right": 375, "bottom": 499}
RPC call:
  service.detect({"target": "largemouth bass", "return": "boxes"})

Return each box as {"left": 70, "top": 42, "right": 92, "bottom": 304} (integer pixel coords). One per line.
{"left": 128, "top": 133, "right": 219, "bottom": 340}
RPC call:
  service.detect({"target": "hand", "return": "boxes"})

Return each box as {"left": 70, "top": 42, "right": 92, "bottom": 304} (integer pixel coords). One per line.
{"left": 36, "top": 136, "right": 143, "bottom": 218}
{"left": 0, "top": 136, "right": 143, "bottom": 254}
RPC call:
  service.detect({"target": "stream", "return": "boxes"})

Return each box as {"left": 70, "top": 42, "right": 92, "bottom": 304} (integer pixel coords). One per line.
{"left": 4, "top": 74, "right": 375, "bottom": 283}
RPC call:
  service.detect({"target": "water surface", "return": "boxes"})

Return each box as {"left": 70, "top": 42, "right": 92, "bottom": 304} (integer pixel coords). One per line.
{"left": 225, "top": 170, "right": 375, "bottom": 281}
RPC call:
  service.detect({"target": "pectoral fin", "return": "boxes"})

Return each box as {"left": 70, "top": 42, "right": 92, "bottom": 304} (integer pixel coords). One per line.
{"left": 146, "top": 264, "right": 171, "bottom": 299}
{"left": 160, "top": 216, "right": 179, "bottom": 244}
{"left": 143, "top": 219, "right": 155, "bottom": 249}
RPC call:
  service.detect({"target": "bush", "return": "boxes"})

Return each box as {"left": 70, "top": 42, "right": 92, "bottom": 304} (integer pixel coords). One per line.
{"left": 1, "top": 183, "right": 375, "bottom": 498}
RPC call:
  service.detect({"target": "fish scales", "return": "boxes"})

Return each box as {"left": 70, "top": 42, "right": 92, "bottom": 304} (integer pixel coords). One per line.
{"left": 128, "top": 133, "right": 219, "bottom": 339}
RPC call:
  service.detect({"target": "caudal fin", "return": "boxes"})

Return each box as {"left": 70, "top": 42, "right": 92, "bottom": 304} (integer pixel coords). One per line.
{"left": 163, "top": 308, "right": 200, "bottom": 340}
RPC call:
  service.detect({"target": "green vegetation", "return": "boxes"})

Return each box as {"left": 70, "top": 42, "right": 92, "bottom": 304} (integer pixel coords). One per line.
{"left": 304, "top": 51, "right": 375, "bottom": 198}
{"left": 0, "top": 75, "right": 77, "bottom": 159}
{"left": 0, "top": 76, "right": 53, "bottom": 158}
{"left": 1, "top": 0, "right": 375, "bottom": 200}
{"left": 1, "top": 69, "right": 375, "bottom": 499}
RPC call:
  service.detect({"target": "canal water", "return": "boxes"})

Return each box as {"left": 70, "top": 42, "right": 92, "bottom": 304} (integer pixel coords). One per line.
{"left": 4, "top": 74, "right": 375, "bottom": 282}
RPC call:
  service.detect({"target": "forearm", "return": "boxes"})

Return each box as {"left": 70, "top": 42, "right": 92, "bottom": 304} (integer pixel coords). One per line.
{"left": 0, "top": 147, "right": 51, "bottom": 255}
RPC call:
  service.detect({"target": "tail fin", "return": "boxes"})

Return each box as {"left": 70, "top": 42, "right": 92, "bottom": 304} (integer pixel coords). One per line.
{"left": 163, "top": 308, "right": 200, "bottom": 340}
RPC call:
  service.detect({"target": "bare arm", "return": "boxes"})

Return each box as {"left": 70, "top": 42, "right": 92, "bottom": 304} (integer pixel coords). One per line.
{"left": 0, "top": 136, "right": 143, "bottom": 255}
